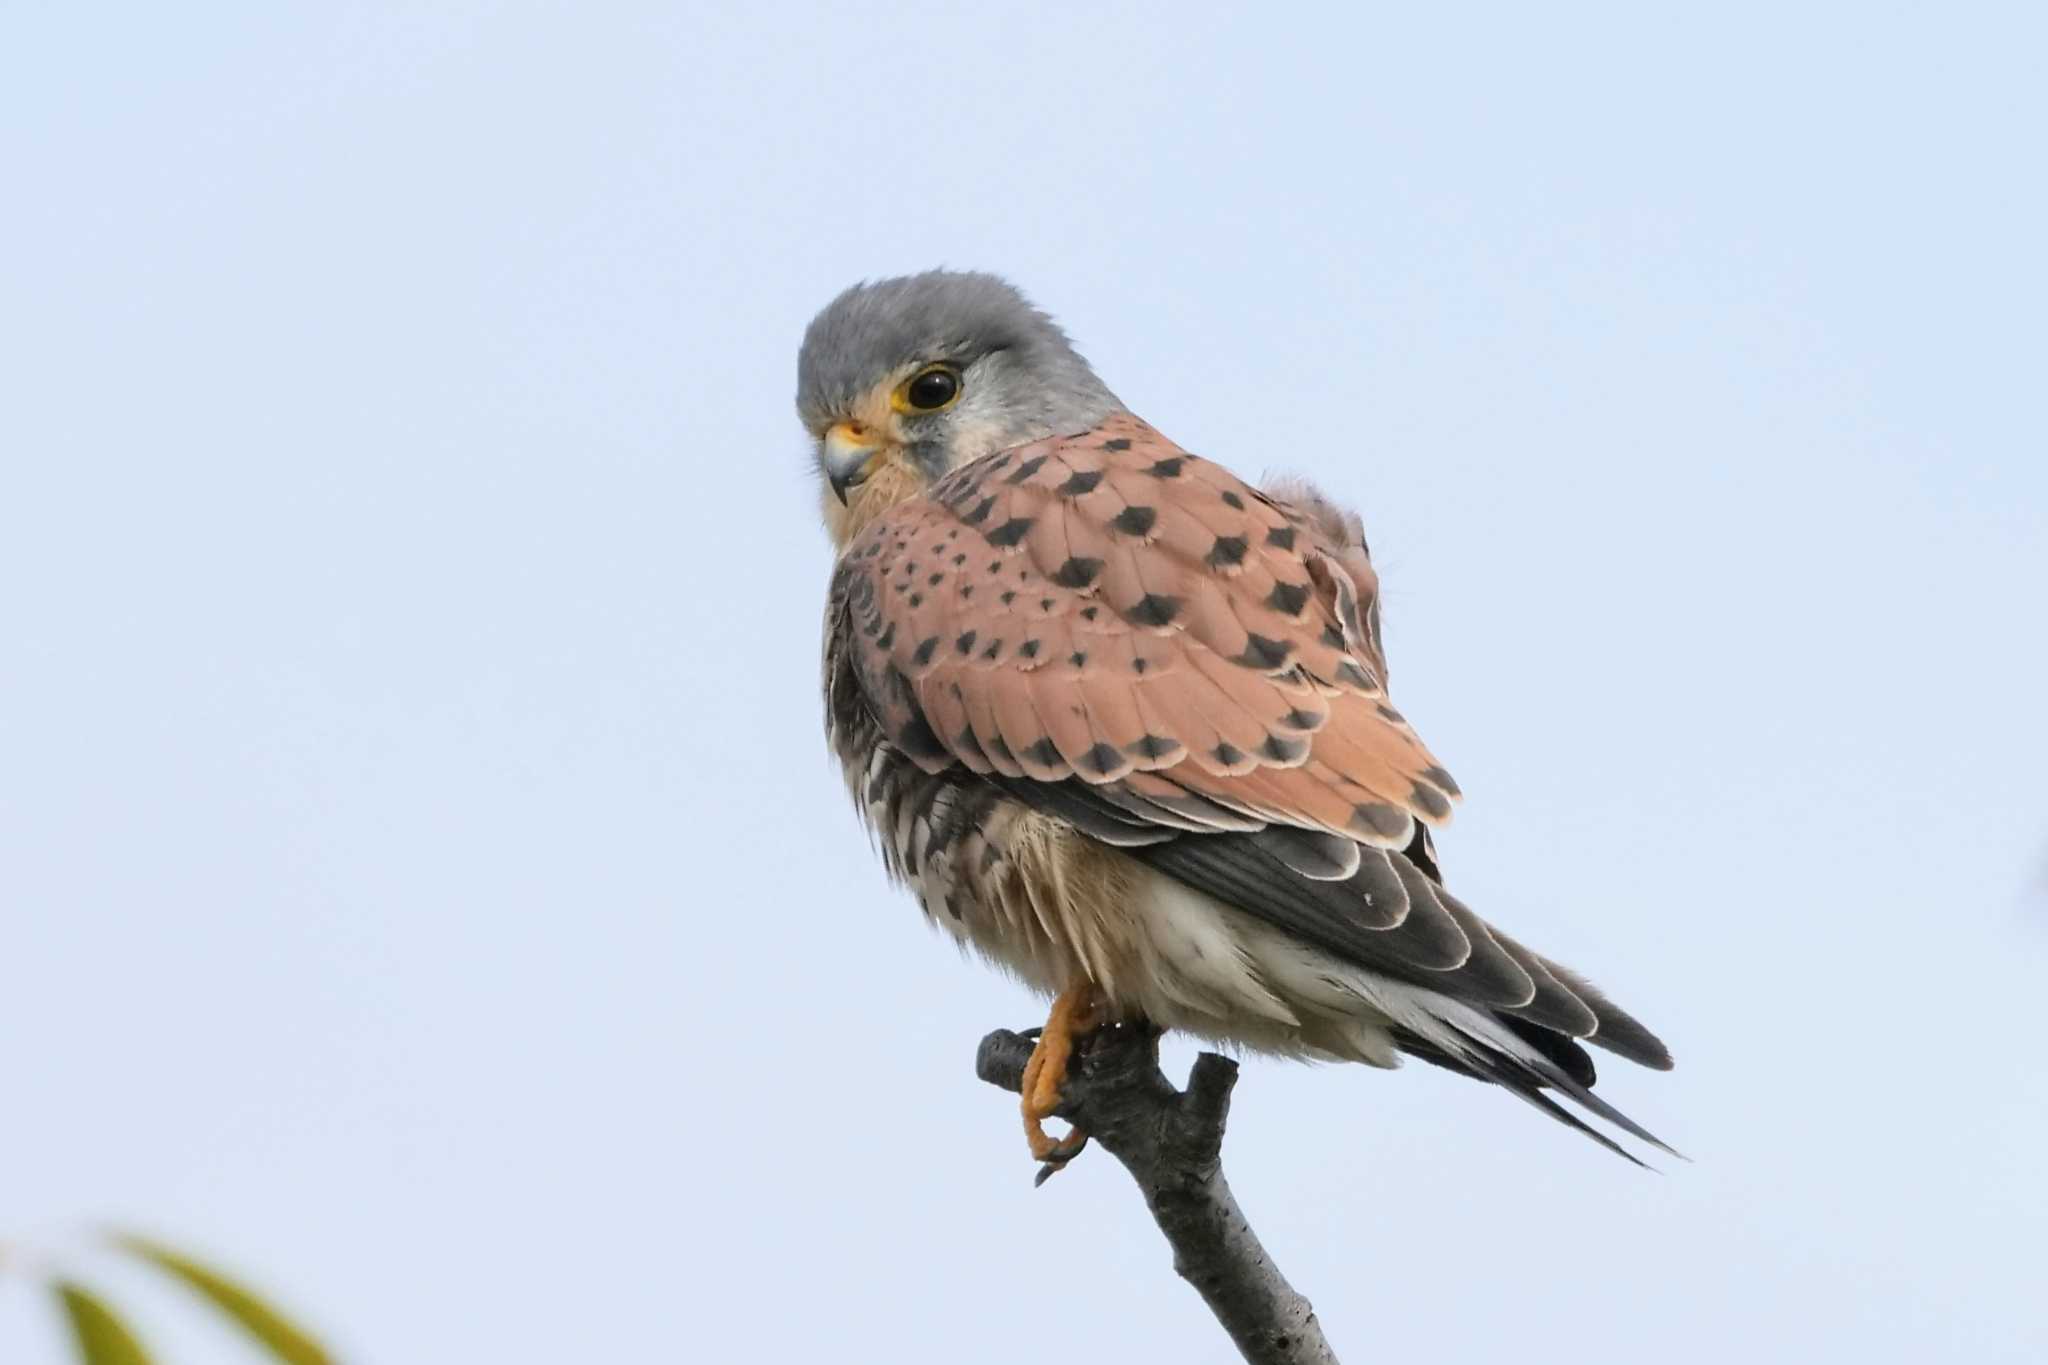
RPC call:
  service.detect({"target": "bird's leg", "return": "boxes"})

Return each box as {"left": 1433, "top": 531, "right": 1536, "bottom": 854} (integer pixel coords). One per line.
{"left": 1019, "top": 982, "right": 1103, "bottom": 1175}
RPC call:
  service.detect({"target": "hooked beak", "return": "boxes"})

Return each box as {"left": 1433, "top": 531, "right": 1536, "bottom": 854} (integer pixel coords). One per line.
{"left": 823, "top": 422, "right": 885, "bottom": 504}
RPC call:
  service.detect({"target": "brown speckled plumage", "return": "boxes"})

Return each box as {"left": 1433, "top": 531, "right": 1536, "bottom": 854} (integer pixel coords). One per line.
{"left": 808, "top": 271, "right": 1674, "bottom": 1162}
{"left": 838, "top": 413, "right": 1459, "bottom": 849}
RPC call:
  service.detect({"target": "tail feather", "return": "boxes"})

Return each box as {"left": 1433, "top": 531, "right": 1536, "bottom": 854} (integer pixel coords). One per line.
{"left": 1391, "top": 1000, "right": 1682, "bottom": 1165}
{"left": 1500, "top": 1080, "right": 1653, "bottom": 1169}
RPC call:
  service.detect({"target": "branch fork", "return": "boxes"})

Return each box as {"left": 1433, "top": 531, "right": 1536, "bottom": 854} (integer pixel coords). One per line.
{"left": 976, "top": 1024, "right": 1339, "bottom": 1365}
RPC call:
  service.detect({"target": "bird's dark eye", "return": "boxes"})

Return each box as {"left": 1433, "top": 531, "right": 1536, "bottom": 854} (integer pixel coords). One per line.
{"left": 899, "top": 365, "right": 961, "bottom": 413}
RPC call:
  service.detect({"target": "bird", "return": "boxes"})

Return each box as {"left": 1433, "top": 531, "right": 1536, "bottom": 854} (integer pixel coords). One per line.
{"left": 804, "top": 270, "right": 1674, "bottom": 1175}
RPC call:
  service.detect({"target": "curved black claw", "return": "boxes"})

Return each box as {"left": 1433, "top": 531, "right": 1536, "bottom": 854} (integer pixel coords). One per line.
{"left": 1032, "top": 1131, "right": 1091, "bottom": 1186}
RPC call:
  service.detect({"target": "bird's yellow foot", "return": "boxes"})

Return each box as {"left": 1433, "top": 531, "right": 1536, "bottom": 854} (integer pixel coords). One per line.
{"left": 1020, "top": 983, "right": 1103, "bottom": 1179}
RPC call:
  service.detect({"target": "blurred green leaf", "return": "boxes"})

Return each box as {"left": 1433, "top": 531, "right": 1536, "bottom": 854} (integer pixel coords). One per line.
{"left": 54, "top": 1282, "right": 153, "bottom": 1365}
{"left": 110, "top": 1234, "right": 332, "bottom": 1365}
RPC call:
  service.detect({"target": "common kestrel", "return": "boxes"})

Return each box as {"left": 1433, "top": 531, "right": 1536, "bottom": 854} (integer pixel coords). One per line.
{"left": 805, "top": 271, "right": 1673, "bottom": 1174}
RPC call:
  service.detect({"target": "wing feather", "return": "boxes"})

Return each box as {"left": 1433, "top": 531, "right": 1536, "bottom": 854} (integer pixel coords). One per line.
{"left": 838, "top": 412, "right": 1671, "bottom": 1091}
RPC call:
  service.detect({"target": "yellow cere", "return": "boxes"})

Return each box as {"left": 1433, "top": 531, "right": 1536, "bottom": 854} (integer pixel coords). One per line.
{"left": 825, "top": 420, "right": 877, "bottom": 452}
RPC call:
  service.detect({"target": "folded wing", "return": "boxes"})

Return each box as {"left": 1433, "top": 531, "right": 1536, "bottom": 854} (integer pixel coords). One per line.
{"left": 834, "top": 411, "right": 1671, "bottom": 1075}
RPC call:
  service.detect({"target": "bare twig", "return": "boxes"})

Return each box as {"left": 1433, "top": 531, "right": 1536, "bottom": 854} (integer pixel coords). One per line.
{"left": 976, "top": 1024, "right": 1340, "bottom": 1365}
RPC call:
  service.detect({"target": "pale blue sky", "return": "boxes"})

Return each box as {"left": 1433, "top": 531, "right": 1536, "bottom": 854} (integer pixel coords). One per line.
{"left": 4, "top": 4, "right": 2045, "bottom": 1362}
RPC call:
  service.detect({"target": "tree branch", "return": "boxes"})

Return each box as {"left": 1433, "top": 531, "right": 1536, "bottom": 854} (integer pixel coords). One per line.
{"left": 975, "top": 1024, "right": 1340, "bottom": 1365}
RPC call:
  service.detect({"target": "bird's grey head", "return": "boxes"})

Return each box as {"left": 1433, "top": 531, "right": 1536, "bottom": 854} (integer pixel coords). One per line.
{"left": 796, "top": 271, "right": 1121, "bottom": 536}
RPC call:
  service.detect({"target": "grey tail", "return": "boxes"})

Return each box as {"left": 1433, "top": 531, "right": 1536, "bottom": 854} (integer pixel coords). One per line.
{"left": 1392, "top": 1026, "right": 1683, "bottom": 1168}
